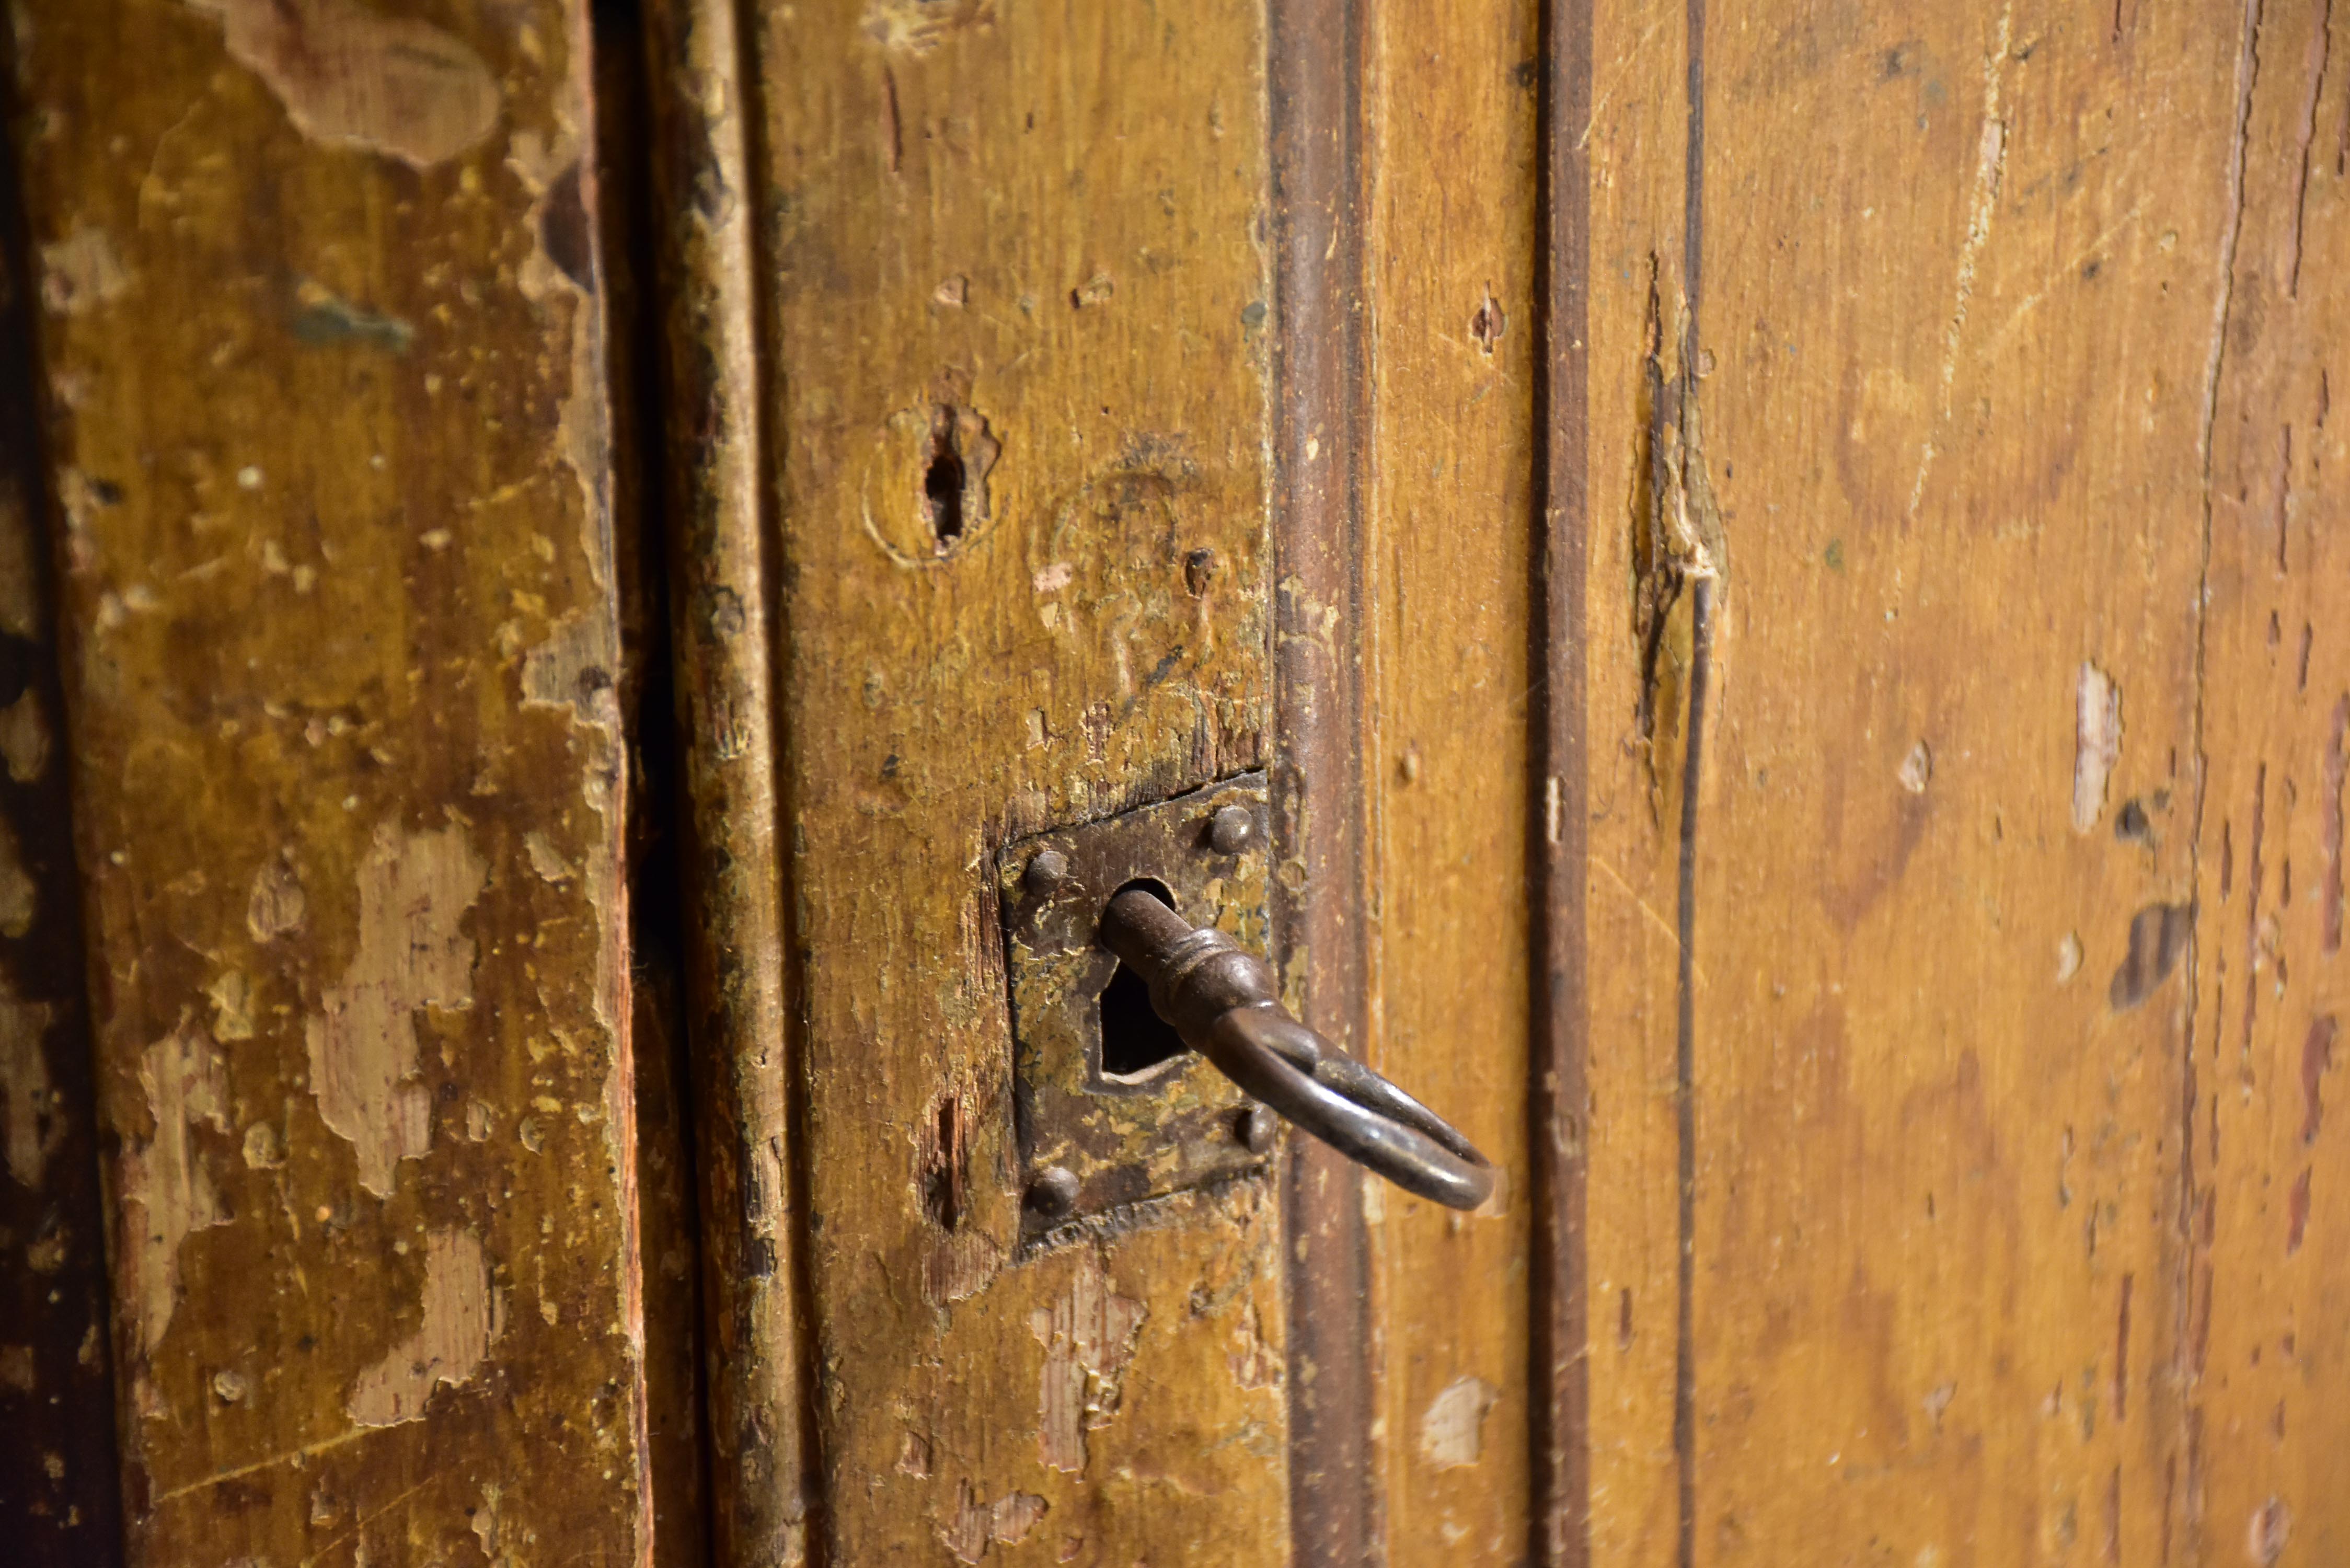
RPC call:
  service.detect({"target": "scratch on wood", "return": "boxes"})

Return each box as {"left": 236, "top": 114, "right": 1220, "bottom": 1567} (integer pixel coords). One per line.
{"left": 2324, "top": 695, "right": 2346, "bottom": 952}
{"left": 1908, "top": 2, "right": 2015, "bottom": 526}
{"left": 148, "top": 1424, "right": 384, "bottom": 1508}
{"left": 2288, "top": 0, "right": 2333, "bottom": 294}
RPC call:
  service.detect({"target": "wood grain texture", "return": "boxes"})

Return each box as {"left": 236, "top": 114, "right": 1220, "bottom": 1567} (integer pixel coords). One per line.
{"left": 1356, "top": 5, "right": 1542, "bottom": 1563}
{"left": 1574, "top": 2, "right": 1699, "bottom": 1559}
{"left": 10, "top": 2, "right": 656, "bottom": 1561}
{"left": 2189, "top": 0, "right": 2350, "bottom": 1558}
{"left": 0, "top": 72, "right": 124, "bottom": 1561}
{"left": 747, "top": 1, "right": 1289, "bottom": 1559}
{"left": 1568, "top": 2, "right": 2331, "bottom": 1563}
{"left": 1265, "top": 0, "right": 1374, "bottom": 1559}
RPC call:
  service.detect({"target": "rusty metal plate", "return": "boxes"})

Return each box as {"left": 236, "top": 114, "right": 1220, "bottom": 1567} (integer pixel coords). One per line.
{"left": 998, "top": 773, "right": 1271, "bottom": 1236}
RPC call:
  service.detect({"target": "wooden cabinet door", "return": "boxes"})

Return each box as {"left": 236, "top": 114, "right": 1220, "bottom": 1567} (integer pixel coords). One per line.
{"left": 3, "top": 2, "right": 2347, "bottom": 1566}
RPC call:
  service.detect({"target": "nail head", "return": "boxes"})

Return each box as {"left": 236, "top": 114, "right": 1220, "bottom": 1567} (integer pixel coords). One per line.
{"left": 1023, "top": 847, "right": 1071, "bottom": 897}
{"left": 1208, "top": 804, "right": 1254, "bottom": 856}
{"left": 1027, "top": 1165, "right": 1080, "bottom": 1218}
{"left": 1237, "top": 1103, "right": 1278, "bottom": 1154}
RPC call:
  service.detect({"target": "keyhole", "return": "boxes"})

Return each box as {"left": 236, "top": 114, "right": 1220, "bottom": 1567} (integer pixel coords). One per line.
{"left": 1098, "top": 880, "right": 1188, "bottom": 1083}
{"left": 921, "top": 407, "right": 966, "bottom": 549}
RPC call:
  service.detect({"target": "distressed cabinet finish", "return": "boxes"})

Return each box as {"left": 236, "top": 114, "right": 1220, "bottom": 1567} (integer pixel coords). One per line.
{"left": 3, "top": 1, "right": 2348, "bottom": 1565}
{"left": 3, "top": 2, "right": 670, "bottom": 1563}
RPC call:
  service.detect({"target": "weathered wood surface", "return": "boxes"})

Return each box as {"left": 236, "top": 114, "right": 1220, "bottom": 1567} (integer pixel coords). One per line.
{"left": 1357, "top": 6, "right": 1541, "bottom": 1563}
{"left": 10, "top": 1, "right": 658, "bottom": 1562}
{"left": 4, "top": 2, "right": 2343, "bottom": 1565}
{"left": 0, "top": 88, "right": 123, "bottom": 1564}
{"left": 1569, "top": 1, "right": 2350, "bottom": 1564}
{"left": 2191, "top": 0, "right": 2349, "bottom": 1557}
{"left": 643, "top": 0, "right": 812, "bottom": 1560}
{"left": 748, "top": 0, "right": 1290, "bottom": 1559}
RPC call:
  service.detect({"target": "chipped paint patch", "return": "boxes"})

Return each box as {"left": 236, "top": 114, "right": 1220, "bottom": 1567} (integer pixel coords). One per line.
{"left": 1898, "top": 740, "right": 1933, "bottom": 795}
{"left": 306, "top": 824, "right": 485, "bottom": 1196}
{"left": 206, "top": 971, "right": 256, "bottom": 1042}
{"left": 0, "top": 995, "right": 62, "bottom": 1187}
{"left": 247, "top": 854, "right": 307, "bottom": 941}
{"left": 1417, "top": 1375, "right": 1499, "bottom": 1470}
{"left": 1226, "top": 1300, "right": 1281, "bottom": 1390}
{"left": 188, "top": 0, "right": 501, "bottom": 169}
{"left": 0, "top": 691, "right": 52, "bottom": 782}
{"left": 120, "top": 1024, "right": 231, "bottom": 1354}
{"left": 348, "top": 1228, "right": 502, "bottom": 1426}
{"left": 521, "top": 612, "right": 620, "bottom": 725}
{"left": 471, "top": 1481, "right": 514, "bottom": 1564}
{"left": 1029, "top": 1250, "right": 1146, "bottom": 1473}
{"left": 522, "top": 830, "right": 571, "bottom": 883}
{"left": 2072, "top": 662, "right": 2122, "bottom": 832}
{"left": 864, "top": 0, "right": 995, "bottom": 52}
{"left": 39, "top": 227, "right": 128, "bottom": 315}
{"left": 938, "top": 1481, "right": 1046, "bottom": 1564}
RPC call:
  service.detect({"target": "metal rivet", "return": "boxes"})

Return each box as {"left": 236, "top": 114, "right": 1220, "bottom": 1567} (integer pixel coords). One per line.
{"left": 1026, "top": 1166, "right": 1080, "bottom": 1218}
{"left": 1023, "top": 847, "right": 1071, "bottom": 897}
{"left": 1207, "top": 804, "right": 1254, "bottom": 856}
{"left": 1237, "top": 1103, "right": 1278, "bottom": 1154}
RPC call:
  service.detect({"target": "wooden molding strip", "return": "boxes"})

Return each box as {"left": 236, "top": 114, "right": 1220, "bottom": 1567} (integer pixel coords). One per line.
{"left": 641, "top": 0, "right": 815, "bottom": 1560}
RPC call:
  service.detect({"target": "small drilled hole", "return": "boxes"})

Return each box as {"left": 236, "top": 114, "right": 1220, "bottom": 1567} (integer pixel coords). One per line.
{"left": 923, "top": 445, "right": 965, "bottom": 545}
{"left": 1098, "top": 880, "right": 1189, "bottom": 1083}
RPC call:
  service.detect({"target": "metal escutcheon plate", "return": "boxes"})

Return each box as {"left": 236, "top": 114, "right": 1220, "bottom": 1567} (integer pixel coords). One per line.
{"left": 997, "top": 772, "right": 1271, "bottom": 1237}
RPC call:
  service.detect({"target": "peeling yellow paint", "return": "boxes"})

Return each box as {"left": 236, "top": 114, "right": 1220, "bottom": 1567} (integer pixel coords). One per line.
{"left": 348, "top": 1228, "right": 501, "bottom": 1426}
{"left": 1416, "top": 1374, "right": 1498, "bottom": 1470}
{"left": 188, "top": 0, "right": 502, "bottom": 169}
{"left": 206, "top": 970, "right": 256, "bottom": 1042}
{"left": 522, "top": 829, "right": 571, "bottom": 883}
{"left": 472, "top": 1481, "right": 511, "bottom": 1564}
{"left": 306, "top": 823, "right": 485, "bottom": 1196}
{"left": 938, "top": 1481, "right": 1045, "bottom": 1564}
{"left": 39, "top": 226, "right": 128, "bottom": 315}
{"left": 247, "top": 854, "right": 308, "bottom": 941}
{"left": 1028, "top": 1250, "right": 1146, "bottom": 1474}
{"left": 0, "top": 690, "right": 52, "bottom": 782}
{"left": 120, "top": 1023, "right": 231, "bottom": 1355}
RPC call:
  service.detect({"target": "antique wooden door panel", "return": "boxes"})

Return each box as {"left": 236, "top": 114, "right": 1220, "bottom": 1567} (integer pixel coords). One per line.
{"left": 1566, "top": 0, "right": 2350, "bottom": 1563}
{"left": 739, "top": 3, "right": 1290, "bottom": 1561}
{"left": 3, "top": 2, "right": 692, "bottom": 1563}
{"left": 7, "top": 1, "right": 2350, "bottom": 1566}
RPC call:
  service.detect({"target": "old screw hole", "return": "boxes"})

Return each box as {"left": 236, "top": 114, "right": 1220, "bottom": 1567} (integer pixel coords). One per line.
{"left": 921, "top": 406, "right": 966, "bottom": 550}
{"left": 1098, "top": 879, "right": 1189, "bottom": 1082}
